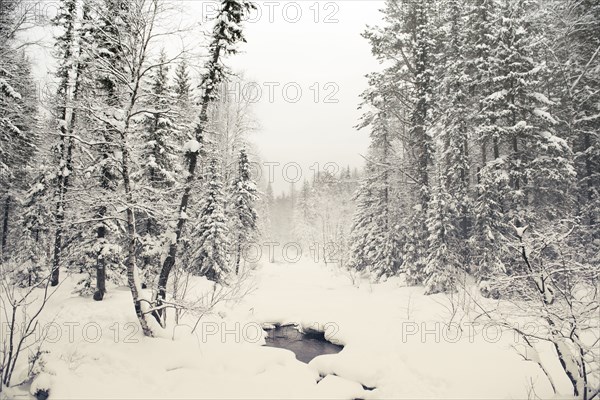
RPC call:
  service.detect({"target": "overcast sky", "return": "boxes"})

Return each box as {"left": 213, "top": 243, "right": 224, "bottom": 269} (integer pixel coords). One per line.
{"left": 227, "top": 1, "right": 384, "bottom": 194}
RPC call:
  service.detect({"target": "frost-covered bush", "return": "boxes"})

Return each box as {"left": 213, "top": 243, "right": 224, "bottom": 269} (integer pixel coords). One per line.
{"left": 0, "top": 265, "right": 55, "bottom": 394}
{"left": 485, "top": 224, "right": 599, "bottom": 398}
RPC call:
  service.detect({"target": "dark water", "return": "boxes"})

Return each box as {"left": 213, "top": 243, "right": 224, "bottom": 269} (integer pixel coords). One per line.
{"left": 264, "top": 325, "right": 343, "bottom": 363}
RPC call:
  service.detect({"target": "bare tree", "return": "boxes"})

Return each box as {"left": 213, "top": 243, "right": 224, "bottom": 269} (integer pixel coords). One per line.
{"left": 0, "top": 264, "right": 57, "bottom": 393}
{"left": 80, "top": 0, "right": 189, "bottom": 334}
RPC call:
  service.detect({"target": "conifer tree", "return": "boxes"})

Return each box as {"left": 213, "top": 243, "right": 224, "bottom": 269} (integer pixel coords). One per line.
{"left": 192, "top": 157, "right": 230, "bottom": 282}
{"left": 229, "top": 148, "right": 258, "bottom": 274}
{"left": 425, "top": 0, "right": 473, "bottom": 288}
{"left": 292, "top": 180, "right": 316, "bottom": 250}
{"left": 174, "top": 58, "right": 192, "bottom": 106}
{"left": 135, "top": 49, "right": 179, "bottom": 284}
{"left": 424, "top": 183, "right": 459, "bottom": 294}
{"left": 139, "top": 49, "right": 177, "bottom": 189}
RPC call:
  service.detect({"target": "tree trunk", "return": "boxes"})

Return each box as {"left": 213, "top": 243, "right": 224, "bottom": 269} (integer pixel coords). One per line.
{"left": 93, "top": 205, "right": 107, "bottom": 301}
{"left": 1, "top": 195, "right": 10, "bottom": 259}
{"left": 461, "top": 137, "right": 470, "bottom": 240}
{"left": 123, "top": 171, "right": 153, "bottom": 337}
{"left": 51, "top": 220, "right": 62, "bottom": 286}
{"left": 583, "top": 132, "right": 595, "bottom": 229}
{"left": 51, "top": 136, "right": 74, "bottom": 287}
{"left": 493, "top": 137, "right": 500, "bottom": 160}
{"left": 235, "top": 239, "right": 242, "bottom": 275}
{"left": 156, "top": 147, "right": 200, "bottom": 313}
{"left": 93, "top": 145, "right": 112, "bottom": 300}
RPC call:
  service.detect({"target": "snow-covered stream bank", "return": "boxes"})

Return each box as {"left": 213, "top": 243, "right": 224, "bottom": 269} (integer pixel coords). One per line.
{"left": 6, "top": 260, "right": 566, "bottom": 399}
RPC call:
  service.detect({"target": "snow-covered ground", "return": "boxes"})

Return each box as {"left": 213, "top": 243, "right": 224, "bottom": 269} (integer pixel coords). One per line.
{"left": 6, "top": 260, "right": 572, "bottom": 399}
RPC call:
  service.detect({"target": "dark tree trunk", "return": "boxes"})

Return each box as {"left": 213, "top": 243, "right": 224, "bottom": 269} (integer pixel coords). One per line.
{"left": 51, "top": 221, "right": 62, "bottom": 286}
{"left": 93, "top": 205, "right": 107, "bottom": 301}
{"left": 1, "top": 195, "right": 10, "bottom": 259}
{"left": 583, "top": 132, "right": 596, "bottom": 230}
{"left": 93, "top": 143, "right": 112, "bottom": 300}
{"left": 235, "top": 239, "right": 242, "bottom": 275}
{"left": 461, "top": 137, "right": 471, "bottom": 240}
{"left": 493, "top": 137, "right": 500, "bottom": 160}
{"left": 156, "top": 144, "right": 201, "bottom": 315}
{"left": 51, "top": 136, "right": 73, "bottom": 287}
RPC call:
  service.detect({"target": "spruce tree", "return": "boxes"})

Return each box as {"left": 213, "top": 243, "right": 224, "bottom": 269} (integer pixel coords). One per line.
{"left": 139, "top": 49, "right": 177, "bottom": 189}
{"left": 193, "top": 157, "right": 230, "bottom": 282}
{"left": 424, "top": 182, "right": 460, "bottom": 294}
{"left": 229, "top": 148, "right": 258, "bottom": 274}
{"left": 0, "top": 51, "right": 38, "bottom": 260}
{"left": 391, "top": 1, "right": 438, "bottom": 285}
{"left": 349, "top": 146, "right": 399, "bottom": 278}
{"left": 135, "top": 49, "right": 179, "bottom": 285}
{"left": 292, "top": 180, "right": 316, "bottom": 250}
{"left": 425, "top": 0, "right": 473, "bottom": 289}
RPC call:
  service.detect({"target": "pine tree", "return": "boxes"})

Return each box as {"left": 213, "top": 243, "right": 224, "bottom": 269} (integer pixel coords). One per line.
{"left": 495, "top": 0, "right": 573, "bottom": 223}
{"left": 471, "top": 159, "right": 511, "bottom": 281}
{"left": 17, "top": 175, "right": 53, "bottom": 287}
{"left": 292, "top": 180, "right": 316, "bottom": 250}
{"left": 134, "top": 49, "right": 179, "bottom": 285}
{"left": 138, "top": 49, "right": 177, "bottom": 189}
{"left": 404, "top": 2, "right": 437, "bottom": 285}
{"left": 470, "top": 0, "right": 501, "bottom": 163}
{"left": 348, "top": 165, "right": 377, "bottom": 274}
{"left": 172, "top": 57, "right": 194, "bottom": 145}
{"left": 228, "top": 148, "right": 258, "bottom": 274}
{"left": 424, "top": 183, "right": 459, "bottom": 294}
{"left": 174, "top": 58, "right": 192, "bottom": 106}
{"left": 349, "top": 144, "right": 399, "bottom": 279}
{"left": 359, "top": 0, "right": 441, "bottom": 282}
{"left": 438, "top": 0, "right": 473, "bottom": 243}
{"left": 192, "top": 157, "right": 230, "bottom": 282}
{"left": 0, "top": 50, "right": 38, "bottom": 260}
{"left": 1, "top": 0, "right": 39, "bottom": 259}
{"left": 424, "top": 0, "right": 473, "bottom": 288}
{"left": 464, "top": 0, "right": 576, "bottom": 281}
{"left": 363, "top": 0, "right": 437, "bottom": 283}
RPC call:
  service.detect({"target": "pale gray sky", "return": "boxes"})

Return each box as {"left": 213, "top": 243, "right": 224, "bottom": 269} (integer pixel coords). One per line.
{"left": 227, "top": 1, "right": 384, "bottom": 194}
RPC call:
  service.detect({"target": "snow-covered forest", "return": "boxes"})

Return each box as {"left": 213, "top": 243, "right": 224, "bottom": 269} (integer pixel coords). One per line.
{"left": 1, "top": 0, "right": 599, "bottom": 399}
